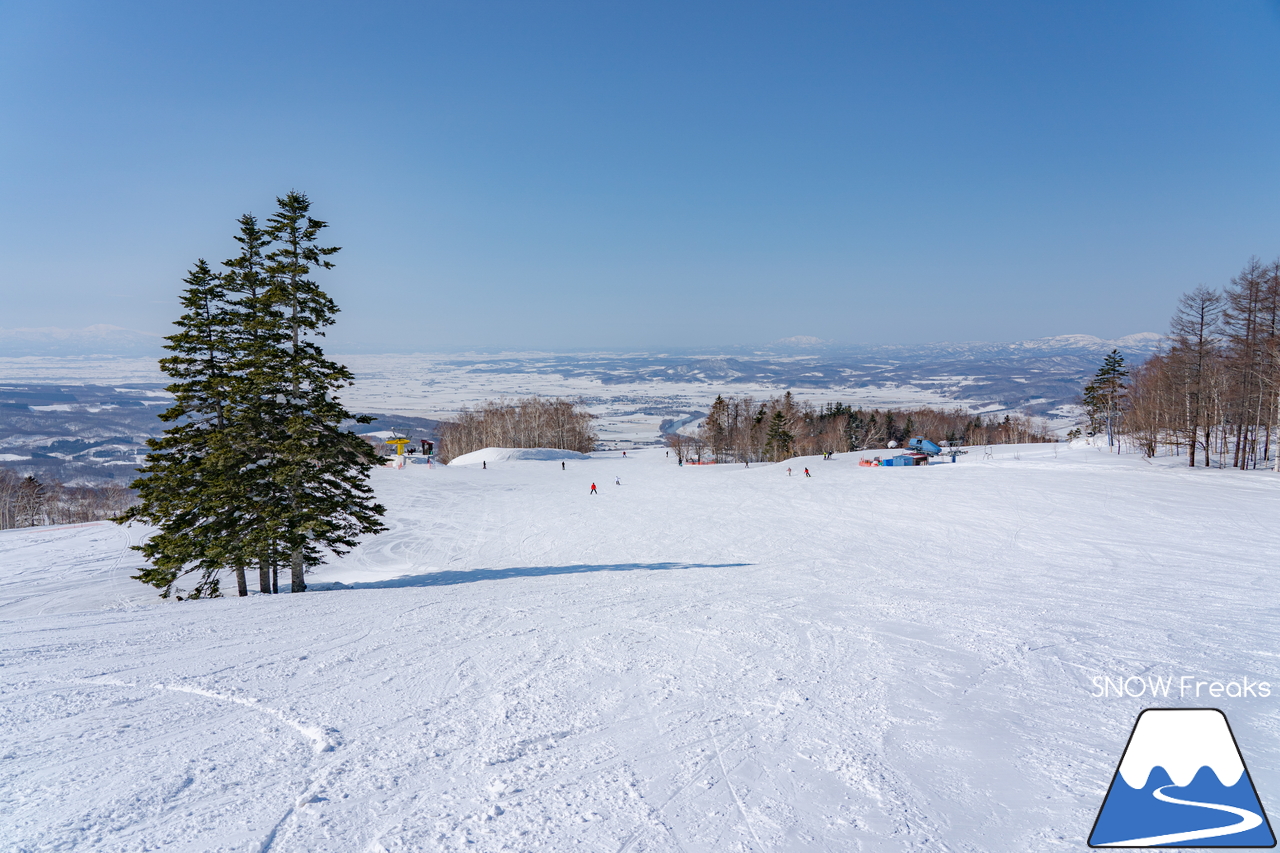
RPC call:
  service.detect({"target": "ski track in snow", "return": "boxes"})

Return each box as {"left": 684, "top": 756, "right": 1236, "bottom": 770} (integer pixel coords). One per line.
{"left": 3, "top": 441, "right": 1280, "bottom": 851}
{"left": 152, "top": 683, "right": 335, "bottom": 754}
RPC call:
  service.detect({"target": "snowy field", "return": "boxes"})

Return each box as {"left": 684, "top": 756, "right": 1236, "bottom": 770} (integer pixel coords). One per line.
{"left": 330, "top": 353, "right": 993, "bottom": 446}
{"left": 4, "top": 442, "right": 1280, "bottom": 851}
{"left": 0, "top": 354, "right": 1041, "bottom": 449}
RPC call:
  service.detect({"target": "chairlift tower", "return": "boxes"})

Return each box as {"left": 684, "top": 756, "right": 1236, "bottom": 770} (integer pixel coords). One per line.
{"left": 385, "top": 426, "right": 412, "bottom": 456}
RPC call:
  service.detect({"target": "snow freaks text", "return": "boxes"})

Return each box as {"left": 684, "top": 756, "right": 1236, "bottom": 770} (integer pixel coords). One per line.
{"left": 1091, "top": 675, "right": 1272, "bottom": 700}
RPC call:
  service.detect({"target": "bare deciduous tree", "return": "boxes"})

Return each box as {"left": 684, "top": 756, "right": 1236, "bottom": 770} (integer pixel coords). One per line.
{"left": 694, "top": 396, "right": 1054, "bottom": 463}
{"left": 437, "top": 397, "right": 597, "bottom": 461}
{"left": 0, "top": 470, "right": 135, "bottom": 530}
{"left": 1118, "top": 257, "right": 1280, "bottom": 468}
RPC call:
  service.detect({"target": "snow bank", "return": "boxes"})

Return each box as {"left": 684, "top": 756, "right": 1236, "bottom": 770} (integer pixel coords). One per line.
{"left": 447, "top": 446, "right": 590, "bottom": 465}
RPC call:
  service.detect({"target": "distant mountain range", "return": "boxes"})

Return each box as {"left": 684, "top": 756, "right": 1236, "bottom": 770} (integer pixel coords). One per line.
{"left": 762, "top": 332, "right": 1164, "bottom": 360}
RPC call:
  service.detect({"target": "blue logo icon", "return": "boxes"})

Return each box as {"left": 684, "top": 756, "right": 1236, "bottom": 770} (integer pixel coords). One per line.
{"left": 1089, "top": 708, "right": 1275, "bottom": 847}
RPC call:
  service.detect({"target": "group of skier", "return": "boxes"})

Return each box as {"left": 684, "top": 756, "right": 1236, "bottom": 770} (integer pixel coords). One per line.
{"left": 475, "top": 449, "right": 821, "bottom": 495}
{"left": 588, "top": 451, "right": 813, "bottom": 493}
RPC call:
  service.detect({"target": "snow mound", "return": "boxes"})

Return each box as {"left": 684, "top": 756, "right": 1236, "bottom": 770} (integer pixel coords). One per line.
{"left": 447, "top": 447, "right": 590, "bottom": 465}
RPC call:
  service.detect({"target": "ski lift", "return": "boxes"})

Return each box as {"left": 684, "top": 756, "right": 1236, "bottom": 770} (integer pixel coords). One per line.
{"left": 385, "top": 426, "right": 412, "bottom": 456}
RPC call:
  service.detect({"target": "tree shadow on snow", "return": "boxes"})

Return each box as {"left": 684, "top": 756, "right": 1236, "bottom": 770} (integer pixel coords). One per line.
{"left": 312, "top": 562, "right": 752, "bottom": 591}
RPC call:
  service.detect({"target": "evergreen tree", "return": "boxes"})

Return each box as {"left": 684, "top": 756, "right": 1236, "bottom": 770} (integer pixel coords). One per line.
{"left": 703, "top": 395, "right": 729, "bottom": 460}
{"left": 221, "top": 213, "right": 285, "bottom": 593}
{"left": 120, "top": 193, "right": 386, "bottom": 599}
{"left": 119, "top": 259, "right": 244, "bottom": 597}
{"left": 846, "top": 410, "right": 865, "bottom": 451}
{"left": 884, "top": 412, "right": 898, "bottom": 446}
{"left": 765, "top": 410, "right": 794, "bottom": 461}
{"left": 257, "top": 191, "right": 385, "bottom": 593}
{"left": 1083, "top": 349, "right": 1129, "bottom": 448}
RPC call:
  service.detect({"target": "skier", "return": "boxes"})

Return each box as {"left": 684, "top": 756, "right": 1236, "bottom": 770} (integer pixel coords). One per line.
{"left": 483, "top": 461, "right": 487, "bottom": 469}
{"left": 590, "top": 483, "right": 597, "bottom": 494}
{"left": 561, "top": 461, "right": 565, "bottom": 470}
{"left": 804, "top": 467, "right": 811, "bottom": 477}
{"left": 787, "top": 467, "right": 792, "bottom": 476}
{"left": 622, "top": 451, "right": 627, "bottom": 457}
{"left": 615, "top": 476, "right": 621, "bottom": 485}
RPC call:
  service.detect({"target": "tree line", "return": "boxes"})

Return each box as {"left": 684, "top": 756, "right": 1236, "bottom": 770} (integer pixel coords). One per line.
{"left": 666, "top": 392, "right": 1054, "bottom": 463}
{"left": 117, "top": 192, "right": 385, "bottom": 599}
{"left": 438, "top": 397, "right": 597, "bottom": 462}
{"left": 0, "top": 470, "right": 135, "bottom": 530}
{"left": 1116, "top": 257, "right": 1280, "bottom": 468}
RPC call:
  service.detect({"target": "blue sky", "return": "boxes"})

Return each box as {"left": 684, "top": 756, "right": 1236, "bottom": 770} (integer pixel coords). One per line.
{"left": 2, "top": 1, "right": 1279, "bottom": 351}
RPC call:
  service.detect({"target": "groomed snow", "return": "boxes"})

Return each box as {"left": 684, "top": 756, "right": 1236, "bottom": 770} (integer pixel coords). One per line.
{"left": 447, "top": 447, "right": 591, "bottom": 466}
{"left": 3, "top": 444, "right": 1280, "bottom": 851}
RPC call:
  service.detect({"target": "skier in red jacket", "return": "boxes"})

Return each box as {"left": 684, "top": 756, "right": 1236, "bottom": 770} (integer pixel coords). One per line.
{"left": 590, "top": 483, "right": 597, "bottom": 494}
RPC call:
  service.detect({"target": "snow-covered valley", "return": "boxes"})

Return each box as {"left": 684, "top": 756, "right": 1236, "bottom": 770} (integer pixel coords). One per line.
{"left": 4, "top": 443, "right": 1279, "bottom": 851}
{"left": 0, "top": 336, "right": 1160, "bottom": 471}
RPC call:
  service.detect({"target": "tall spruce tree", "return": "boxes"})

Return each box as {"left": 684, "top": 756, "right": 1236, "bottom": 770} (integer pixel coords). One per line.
{"left": 257, "top": 191, "right": 386, "bottom": 593}
{"left": 120, "top": 194, "right": 386, "bottom": 598}
{"left": 222, "top": 213, "right": 289, "bottom": 594}
{"left": 704, "top": 395, "right": 729, "bottom": 461}
{"left": 1083, "top": 349, "right": 1129, "bottom": 449}
{"left": 120, "top": 259, "right": 244, "bottom": 597}
{"left": 765, "top": 410, "right": 794, "bottom": 461}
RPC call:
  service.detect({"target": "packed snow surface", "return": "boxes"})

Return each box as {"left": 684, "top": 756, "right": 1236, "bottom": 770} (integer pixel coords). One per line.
{"left": 4, "top": 443, "right": 1280, "bottom": 851}
{"left": 447, "top": 447, "right": 590, "bottom": 466}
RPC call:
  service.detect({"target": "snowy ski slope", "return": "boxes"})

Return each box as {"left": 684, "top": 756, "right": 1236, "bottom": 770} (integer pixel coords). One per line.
{"left": 3, "top": 443, "right": 1280, "bottom": 851}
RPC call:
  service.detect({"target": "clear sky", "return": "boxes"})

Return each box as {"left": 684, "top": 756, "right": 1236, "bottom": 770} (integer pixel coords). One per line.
{"left": 2, "top": 1, "right": 1279, "bottom": 352}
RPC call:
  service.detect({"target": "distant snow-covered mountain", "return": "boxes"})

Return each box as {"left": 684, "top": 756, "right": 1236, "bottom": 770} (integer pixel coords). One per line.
{"left": 764, "top": 332, "right": 1163, "bottom": 360}
{"left": 0, "top": 325, "right": 165, "bottom": 357}
{"left": 772, "top": 335, "right": 829, "bottom": 348}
